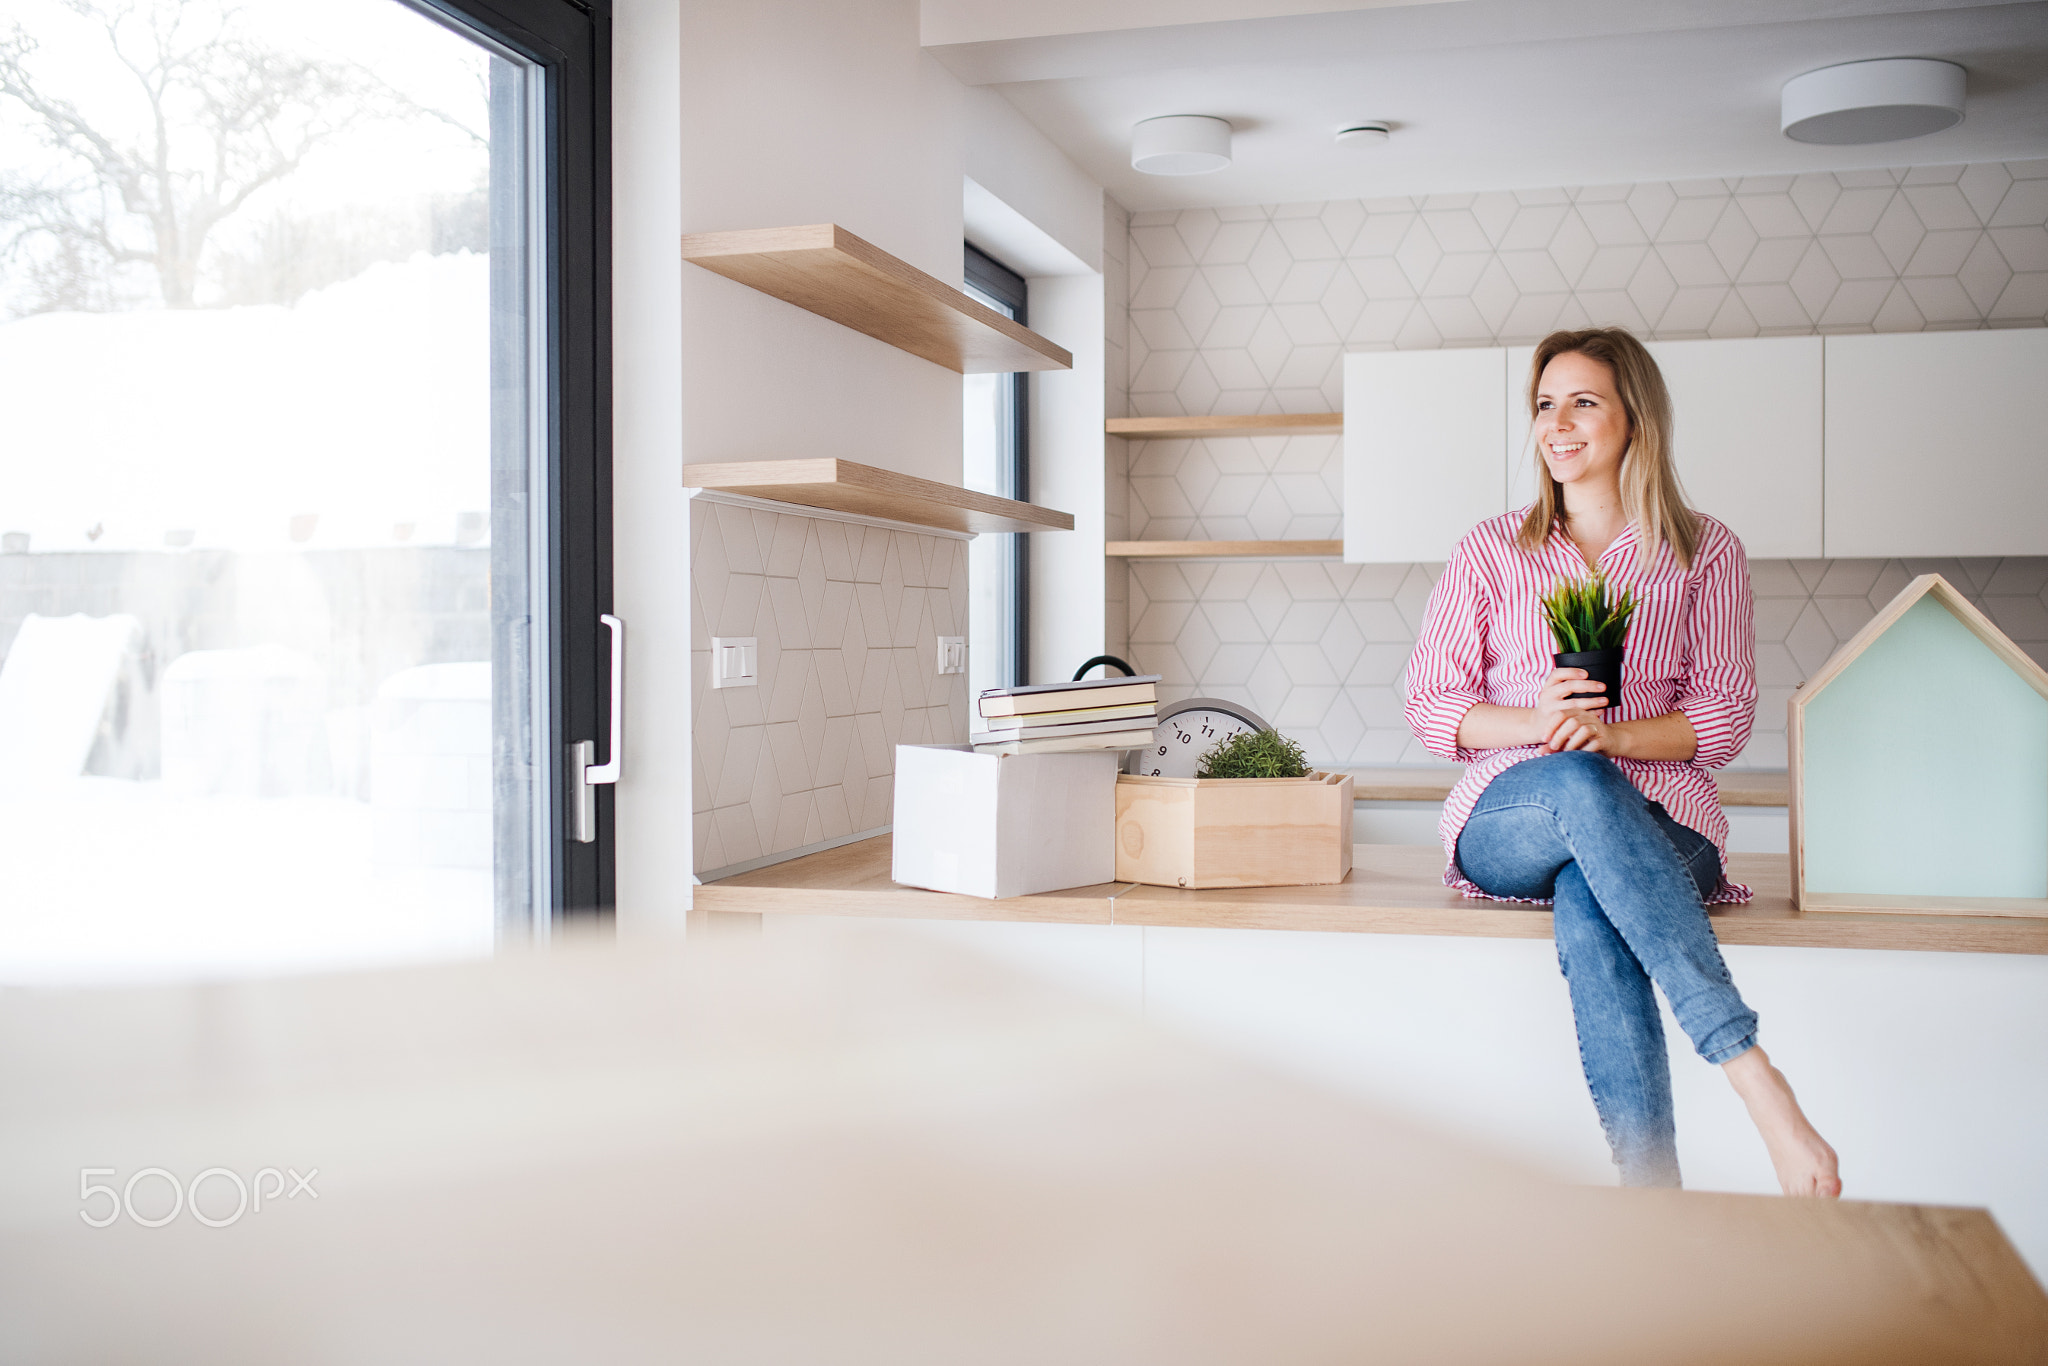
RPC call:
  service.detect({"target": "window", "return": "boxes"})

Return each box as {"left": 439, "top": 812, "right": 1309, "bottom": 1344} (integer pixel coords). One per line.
{"left": 962, "top": 244, "right": 1028, "bottom": 694}
{"left": 0, "top": 0, "right": 609, "bottom": 983}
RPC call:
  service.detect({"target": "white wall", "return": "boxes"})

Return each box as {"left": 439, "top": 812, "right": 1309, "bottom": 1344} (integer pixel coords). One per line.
{"left": 955, "top": 87, "right": 1118, "bottom": 686}
{"left": 1027, "top": 274, "right": 1109, "bottom": 683}
{"left": 617, "top": 0, "right": 974, "bottom": 926}
{"left": 962, "top": 87, "right": 1103, "bottom": 274}
{"left": 783, "top": 914, "right": 2048, "bottom": 1281}
{"left": 613, "top": 0, "right": 690, "bottom": 936}
{"left": 638, "top": 0, "right": 1130, "bottom": 893}
{"left": 1104, "top": 195, "right": 1133, "bottom": 662}
{"left": 676, "top": 0, "right": 966, "bottom": 487}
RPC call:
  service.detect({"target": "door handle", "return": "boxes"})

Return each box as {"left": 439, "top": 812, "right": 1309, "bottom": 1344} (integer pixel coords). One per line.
{"left": 569, "top": 613, "right": 623, "bottom": 843}
{"left": 587, "top": 613, "right": 624, "bottom": 786}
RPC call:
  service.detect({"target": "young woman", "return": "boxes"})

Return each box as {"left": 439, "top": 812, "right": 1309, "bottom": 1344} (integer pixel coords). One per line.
{"left": 1403, "top": 327, "right": 1841, "bottom": 1197}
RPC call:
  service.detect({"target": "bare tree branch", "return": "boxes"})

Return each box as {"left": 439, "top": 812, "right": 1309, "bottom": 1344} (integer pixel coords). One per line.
{"left": 0, "top": 0, "right": 384, "bottom": 310}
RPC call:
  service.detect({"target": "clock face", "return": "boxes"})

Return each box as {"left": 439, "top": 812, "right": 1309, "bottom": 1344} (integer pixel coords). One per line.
{"left": 1126, "top": 698, "right": 1270, "bottom": 778}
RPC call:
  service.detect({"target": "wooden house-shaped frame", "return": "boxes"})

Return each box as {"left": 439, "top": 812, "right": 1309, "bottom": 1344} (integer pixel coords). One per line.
{"left": 1790, "top": 574, "right": 2048, "bottom": 917}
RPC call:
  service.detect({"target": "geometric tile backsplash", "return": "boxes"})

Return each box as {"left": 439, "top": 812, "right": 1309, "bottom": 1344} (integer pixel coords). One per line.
{"left": 1117, "top": 158, "right": 2048, "bottom": 772}
{"left": 691, "top": 496, "right": 968, "bottom": 877}
{"left": 1126, "top": 160, "right": 2048, "bottom": 429}
{"left": 1125, "top": 554, "right": 2048, "bottom": 773}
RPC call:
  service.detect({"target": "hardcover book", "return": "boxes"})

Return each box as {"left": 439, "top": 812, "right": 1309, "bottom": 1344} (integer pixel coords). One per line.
{"left": 970, "top": 728, "right": 1155, "bottom": 756}
{"left": 978, "top": 676, "right": 1160, "bottom": 719}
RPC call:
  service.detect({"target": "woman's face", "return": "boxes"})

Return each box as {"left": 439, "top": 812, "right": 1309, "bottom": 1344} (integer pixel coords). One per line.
{"left": 1534, "top": 351, "right": 1630, "bottom": 492}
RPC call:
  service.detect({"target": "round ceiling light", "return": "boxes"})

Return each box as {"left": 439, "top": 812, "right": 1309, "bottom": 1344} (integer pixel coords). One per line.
{"left": 1335, "top": 122, "right": 1391, "bottom": 148}
{"left": 1131, "top": 115, "right": 1232, "bottom": 175}
{"left": 1780, "top": 58, "right": 1965, "bottom": 144}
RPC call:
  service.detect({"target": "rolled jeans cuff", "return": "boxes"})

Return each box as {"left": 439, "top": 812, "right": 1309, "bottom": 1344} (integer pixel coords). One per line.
{"left": 1702, "top": 1032, "right": 1757, "bottom": 1066}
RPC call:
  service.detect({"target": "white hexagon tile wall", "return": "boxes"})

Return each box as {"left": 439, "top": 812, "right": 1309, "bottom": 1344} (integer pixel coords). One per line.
{"left": 1116, "top": 159, "right": 2048, "bottom": 771}
{"left": 691, "top": 499, "right": 970, "bottom": 878}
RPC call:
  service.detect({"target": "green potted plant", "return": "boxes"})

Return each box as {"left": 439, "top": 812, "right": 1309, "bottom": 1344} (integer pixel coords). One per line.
{"left": 1539, "top": 571, "right": 1637, "bottom": 713}
{"left": 1115, "top": 728, "right": 1352, "bottom": 889}
{"left": 1197, "top": 728, "right": 1312, "bottom": 779}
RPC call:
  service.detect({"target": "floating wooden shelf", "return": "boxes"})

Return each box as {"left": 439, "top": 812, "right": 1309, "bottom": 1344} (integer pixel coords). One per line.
{"left": 1107, "top": 413, "right": 1343, "bottom": 438}
{"left": 683, "top": 459, "right": 1073, "bottom": 536}
{"left": 1107, "top": 540, "right": 1343, "bottom": 558}
{"left": 679, "top": 224, "right": 1072, "bottom": 375}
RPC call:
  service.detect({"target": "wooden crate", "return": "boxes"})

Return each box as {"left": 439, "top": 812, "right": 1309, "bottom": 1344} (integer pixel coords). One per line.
{"left": 1115, "top": 771, "right": 1354, "bottom": 889}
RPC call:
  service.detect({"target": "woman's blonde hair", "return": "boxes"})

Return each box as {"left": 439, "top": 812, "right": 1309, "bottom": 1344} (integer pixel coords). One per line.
{"left": 1516, "top": 327, "right": 1698, "bottom": 572}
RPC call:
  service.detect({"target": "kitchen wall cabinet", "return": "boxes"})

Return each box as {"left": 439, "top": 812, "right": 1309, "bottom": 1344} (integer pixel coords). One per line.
{"left": 1343, "top": 348, "right": 1507, "bottom": 564}
{"left": 1504, "top": 344, "right": 1539, "bottom": 514}
{"left": 1823, "top": 328, "right": 2048, "bottom": 559}
{"left": 1508, "top": 338, "right": 1824, "bottom": 560}
{"left": 1649, "top": 336, "right": 1824, "bottom": 559}
{"left": 1361, "top": 339, "right": 1825, "bottom": 564}
{"left": 1353, "top": 328, "right": 2048, "bottom": 563}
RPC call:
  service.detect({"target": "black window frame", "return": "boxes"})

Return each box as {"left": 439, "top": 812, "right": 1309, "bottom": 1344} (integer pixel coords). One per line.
{"left": 407, "top": 0, "right": 613, "bottom": 924}
{"left": 963, "top": 243, "right": 1029, "bottom": 687}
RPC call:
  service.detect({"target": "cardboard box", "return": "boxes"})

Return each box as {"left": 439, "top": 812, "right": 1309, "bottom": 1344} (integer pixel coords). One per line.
{"left": 891, "top": 745, "right": 1118, "bottom": 899}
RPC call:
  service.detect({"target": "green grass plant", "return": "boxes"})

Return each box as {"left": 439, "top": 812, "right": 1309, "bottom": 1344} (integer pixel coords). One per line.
{"left": 1540, "top": 571, "right": 1637, "bottom": 653}
{"left": 1198, "top": 728, "right": 1312, "bottom": 779}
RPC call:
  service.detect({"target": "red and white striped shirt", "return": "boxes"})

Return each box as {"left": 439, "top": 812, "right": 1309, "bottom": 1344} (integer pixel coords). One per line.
{"left": 1404, "top": 509, "right": 1756, "bottom": 905}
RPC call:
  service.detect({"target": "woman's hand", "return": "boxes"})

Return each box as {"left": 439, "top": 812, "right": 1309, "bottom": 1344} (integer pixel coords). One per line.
{"left": 1531, "top": 667, "right": 1610, "bottom": 750}
{"left": 1458, "top": 674, "right": 1694, "bottom": 759}
{"left": 1545, "top": 705, "right": 1617, "bottom": 753}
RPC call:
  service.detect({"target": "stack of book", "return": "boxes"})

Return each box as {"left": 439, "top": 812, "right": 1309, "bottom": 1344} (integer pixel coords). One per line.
{"left": 972, "top": 674, "right": 1160, "bottom": 756}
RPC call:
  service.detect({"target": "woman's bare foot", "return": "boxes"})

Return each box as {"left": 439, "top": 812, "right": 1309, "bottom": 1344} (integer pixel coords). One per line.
{"left": 1722, "top": 1046, "right": 1842, "bottom": 1198}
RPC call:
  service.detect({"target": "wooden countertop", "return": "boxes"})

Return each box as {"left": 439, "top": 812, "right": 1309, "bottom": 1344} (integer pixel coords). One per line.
{"left": 1342, "top": 767, "right": 1789, "bottom": 806}
{"left": 6, "top": 930, "right": 2041, "bottom": 1359}
{"left": 699, "top": 836, "right": 2048, "bottom": 956}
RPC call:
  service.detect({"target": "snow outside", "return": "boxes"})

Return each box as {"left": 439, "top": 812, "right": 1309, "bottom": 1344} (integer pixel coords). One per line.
{"left": 1, "top": 0, "right": 508, "bottom": 982}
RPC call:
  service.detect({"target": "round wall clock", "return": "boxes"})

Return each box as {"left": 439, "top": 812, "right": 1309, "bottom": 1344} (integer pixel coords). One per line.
{"left": 1123, "top": 696, "right": 1272, "bottom": 778}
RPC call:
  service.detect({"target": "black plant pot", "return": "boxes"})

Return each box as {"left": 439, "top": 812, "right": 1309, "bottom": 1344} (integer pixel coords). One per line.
{"left": 1554, "top": 647, "right": 1625, "bottom": 712}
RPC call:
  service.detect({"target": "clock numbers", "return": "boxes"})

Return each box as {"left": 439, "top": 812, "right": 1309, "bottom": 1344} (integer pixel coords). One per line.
{"left": 1125, "top": 700, "right": 1271, "bottom": 780}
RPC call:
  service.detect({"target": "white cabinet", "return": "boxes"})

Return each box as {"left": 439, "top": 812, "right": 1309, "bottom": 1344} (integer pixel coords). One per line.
{"left": 1823, "top": 328, "right": 2048, "bottom": 558}
{"left": 1343, "top": 348, "right": 1507, "bottom": 563}
{"left": 1504, "top": 345, "right": 1538, "bottom": 511}
{"left": 1346, "top": 329, "right": 2040, "bottom": 564}
{"left": 1508, "top": 338, "right": 1824, "bottom": 557}
{"left": 1650, "top": 337, "right": 1824, "bottom": 559}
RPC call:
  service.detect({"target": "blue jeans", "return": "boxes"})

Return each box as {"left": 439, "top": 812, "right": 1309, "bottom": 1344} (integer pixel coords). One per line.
{"left": 1454, "top": 751, "right": 1758, "bottom": 1188}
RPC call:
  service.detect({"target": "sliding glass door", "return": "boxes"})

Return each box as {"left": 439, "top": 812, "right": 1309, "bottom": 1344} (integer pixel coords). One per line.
{"left": 0, "top": 0, "right": 609, "bottom": 983}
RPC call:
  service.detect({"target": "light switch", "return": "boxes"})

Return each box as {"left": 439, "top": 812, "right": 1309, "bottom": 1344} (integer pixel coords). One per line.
{"left": 936, "top": 636, "right": 966, "bottom": 675}
{"left": 711, "top": 636, "right": 758, "bottom": 689}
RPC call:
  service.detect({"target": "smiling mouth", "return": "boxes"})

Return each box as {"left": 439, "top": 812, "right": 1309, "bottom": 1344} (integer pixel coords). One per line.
{"left": 1548, "top": 442, "right": 1587, "bottom": 459}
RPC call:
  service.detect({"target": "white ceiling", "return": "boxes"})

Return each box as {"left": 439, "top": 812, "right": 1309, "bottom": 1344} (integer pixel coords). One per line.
{"left": 927, "top": 0, "right": 2048, "bottom": 209}
{"left": 920, "top": 0, "right": 1467, "bottom": 47}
